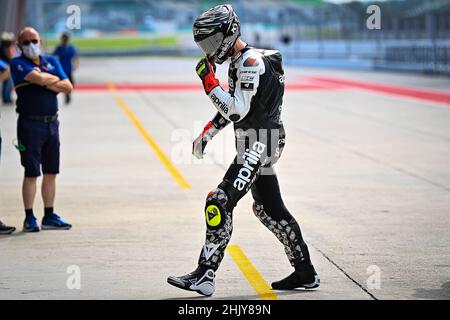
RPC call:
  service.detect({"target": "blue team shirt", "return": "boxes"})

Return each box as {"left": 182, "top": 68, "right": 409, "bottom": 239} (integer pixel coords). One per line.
{"left": 53, "top": 44, "right": 78, "bottom": 75}
{"left": 0, "top": 58, "right": 7, "bottom": 72}
{"left": 10, "top": 54, "right": 68, "bottom": 116}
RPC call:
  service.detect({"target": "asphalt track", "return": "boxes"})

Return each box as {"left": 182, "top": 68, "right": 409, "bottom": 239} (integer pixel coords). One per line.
{"left": 0, "top": 57, "right": 449, "bottom": 300}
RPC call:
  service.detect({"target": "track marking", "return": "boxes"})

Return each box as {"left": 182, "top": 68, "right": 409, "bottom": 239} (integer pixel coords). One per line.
{"left": 295, "top": 126, "right": 450, "bottom": 192}
{"left": 74, "top": 82, "right": 338, "bottom": 92}
{"left": 108, "top": 81, "right": 298, "bottom": 300}
{"left": 227, "top": 245, "right": 278, "bottom": 300}
{"left": 309, "top": 242, "right": 378, "bottom": 300}
{"left": 107, "top": 81, "right": 191, "bottom": 190}
{"left": 305, "top": 76, "right": 450, "bottom": 106}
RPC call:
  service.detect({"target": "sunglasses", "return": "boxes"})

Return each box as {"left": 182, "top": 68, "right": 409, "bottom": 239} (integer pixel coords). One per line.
{"left": 22, "top": 39, "right": 39, "bottom": 46}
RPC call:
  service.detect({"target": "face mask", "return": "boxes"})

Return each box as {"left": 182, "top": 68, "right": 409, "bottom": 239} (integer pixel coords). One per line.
{"left": 22, "top": 43, "right": 41, "bottom": 60}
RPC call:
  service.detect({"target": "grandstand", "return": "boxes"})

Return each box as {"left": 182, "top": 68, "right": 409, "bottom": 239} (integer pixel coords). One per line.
{"left": 1, "top": 0, "right": 449, "bottom": 73}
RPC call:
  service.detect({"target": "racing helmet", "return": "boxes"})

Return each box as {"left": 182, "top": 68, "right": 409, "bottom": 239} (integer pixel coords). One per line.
{"left": 193, "top": 4, "right": 241, "bottom": 64}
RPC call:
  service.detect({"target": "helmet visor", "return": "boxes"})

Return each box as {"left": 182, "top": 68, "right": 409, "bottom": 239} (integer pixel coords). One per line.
{"left": 196, "top": 32, "right": 224, "bottom": 57}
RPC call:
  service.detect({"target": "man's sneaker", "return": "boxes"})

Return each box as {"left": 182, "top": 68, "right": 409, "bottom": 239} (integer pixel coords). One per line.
{"left": 272, "top": 265, "right": 320, "bottom": 290}
{"left": 167, "top": 266, "right": 215, "bottom": 296}
{"left": 0, "top": 221, "right": 16, "bottom": 235}
{"left": 42, "top": 213, "right": 72, "bottom": 230}
{"left": 23, "top": 215, "right": 40, "bottom": 233}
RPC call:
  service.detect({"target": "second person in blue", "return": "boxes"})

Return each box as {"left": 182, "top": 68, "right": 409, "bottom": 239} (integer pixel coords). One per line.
{"left": 53, "top": 32, "right": 78, "bottom": 105}
{"left": 10, "top": 27, "right": 73, "bottom": 232}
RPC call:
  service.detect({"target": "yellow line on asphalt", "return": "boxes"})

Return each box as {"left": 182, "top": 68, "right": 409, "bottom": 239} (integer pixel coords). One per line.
{"left": 107, "top": 81, "right": 191, "bottom": 190}
{"left": 227, "top": 245, "right": 279, "bottom": 300}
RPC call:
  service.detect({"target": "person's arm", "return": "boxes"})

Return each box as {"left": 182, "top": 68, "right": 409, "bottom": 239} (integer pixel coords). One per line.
{"left": 0, "top": 66, "right": 10, "bottom": 82}
{"left": 25, "top": 69, "right": 71, "bottom": 93}
{"left": 195, "top": 54, "right": 264, "bottom": 123}
{"left": 45, "top": 56, "right": 72, "bottom": 94}
{"left": 192, "top": 112, "right": 231, "bottom": 159}
{"left": 0, "top": 59, "right": 10, "bottom": 81}
{"left": 10, "top": 58, "right": 60, "bottom": 89}
{"left": 45, "top": 79, "right": 73, "bottom": 94}
{"left": 24, "top": 69, "right": 61, "bottom": 87}
{"left": 72, "top": 56, "right": 80, "bottom": 71}
{"left": 72, "top": 46, "right": 80, "bottom": 71}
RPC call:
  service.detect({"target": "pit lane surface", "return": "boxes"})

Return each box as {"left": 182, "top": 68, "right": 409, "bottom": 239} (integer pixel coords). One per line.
{"left": 0, "top": 57, "right": 449, "bottom": 300}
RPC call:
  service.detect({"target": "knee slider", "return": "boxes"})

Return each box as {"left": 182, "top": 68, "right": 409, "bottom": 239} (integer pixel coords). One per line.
{"left": 205, "top": 188, "right": 229, "bottom": 229}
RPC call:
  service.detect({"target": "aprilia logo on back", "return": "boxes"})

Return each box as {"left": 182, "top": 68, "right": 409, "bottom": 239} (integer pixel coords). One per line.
{"left": 211, "top": 93, "right": 229, "bottom": 114}
{"left": 233, "top": 142, "right": 266, "bottom": 191}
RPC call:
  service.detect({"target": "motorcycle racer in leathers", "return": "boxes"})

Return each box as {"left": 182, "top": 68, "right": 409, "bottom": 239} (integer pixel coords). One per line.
{"left": 167, "top": 4, "right": 320, "bottom": 296}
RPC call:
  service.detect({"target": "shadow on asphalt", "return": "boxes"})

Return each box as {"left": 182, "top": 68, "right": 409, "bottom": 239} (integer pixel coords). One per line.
{"left": 413, "top": 281, "right": 450, "bottom": 299}
{"left": 0, "top": 232, "right": 28, "bottom": 239}
{"left": 164, "top": 289, "right": 320, "bottom": 300}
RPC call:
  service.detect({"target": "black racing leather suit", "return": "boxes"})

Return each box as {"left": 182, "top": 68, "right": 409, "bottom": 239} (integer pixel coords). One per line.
{"left": 198, "top": 47, "right": 312, "bottom": 272}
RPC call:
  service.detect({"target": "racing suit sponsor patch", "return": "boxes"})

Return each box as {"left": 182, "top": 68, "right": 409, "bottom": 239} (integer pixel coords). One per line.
{"left": 233, "top": 141, "right": 266, "bottom": 192}
{"left": 241, "top": 75, "right": 255, "bottom": 82}
{"left": 243, "top": 56, "right": 259, "bottom": 67}
{"left": 210, "top": 93, "right": 229, "bottom": 114}
{"left": 205, "top": 205, "right": 222, "bottom": 227}
{"left": 241, "top": 82, "right": 254, "bottom": 90}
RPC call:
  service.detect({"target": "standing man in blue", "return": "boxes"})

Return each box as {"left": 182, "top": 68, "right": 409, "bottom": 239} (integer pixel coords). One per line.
{"left": 10, "top": 27, "right": 73, "bottom": 232}
{"left": 0, "top": 58, "right": 16, "bottom": 234}
{"left": 53, "top": 32, "right": 78, "bottom": 104}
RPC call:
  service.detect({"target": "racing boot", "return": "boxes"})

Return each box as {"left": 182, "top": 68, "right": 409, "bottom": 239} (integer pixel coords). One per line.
{"left": 272, "top": 263, "right": 320, "bottom": 290}
{"left": 167, "top": 266, "right": 215, "bottom": 296}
